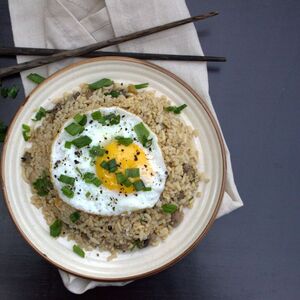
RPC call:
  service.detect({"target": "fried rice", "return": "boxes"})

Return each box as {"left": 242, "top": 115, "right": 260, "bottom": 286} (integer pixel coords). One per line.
{"left": 22, "top": 82, "right": 204, "bottom": 256}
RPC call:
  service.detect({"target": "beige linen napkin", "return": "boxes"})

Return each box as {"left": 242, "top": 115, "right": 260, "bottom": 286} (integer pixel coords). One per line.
{"left": 8, "top": 0, "right": 243, "bottom": 294}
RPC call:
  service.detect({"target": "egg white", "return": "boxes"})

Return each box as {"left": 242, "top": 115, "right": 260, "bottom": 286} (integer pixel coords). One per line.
{"left": 50, "top": 107, "right": 167, "bottom": 216}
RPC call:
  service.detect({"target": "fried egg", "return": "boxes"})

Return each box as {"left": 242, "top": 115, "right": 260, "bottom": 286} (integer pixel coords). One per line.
{"left": 50, "top": 107, "right": 167, "bottom": 216}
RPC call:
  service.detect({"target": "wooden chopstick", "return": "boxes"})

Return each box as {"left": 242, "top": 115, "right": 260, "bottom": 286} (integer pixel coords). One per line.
{"left": 0, "top": 47, "right": 226, "bottom": 62}
{"left": 0, "top": 11, "right": 218, "bottom": 79}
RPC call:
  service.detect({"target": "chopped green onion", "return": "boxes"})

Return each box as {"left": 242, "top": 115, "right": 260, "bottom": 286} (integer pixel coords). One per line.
{"left": 73, "top": 244, "right": 85, "bottom": 258}
{"left": 108, "top": 159, "right": 117, "bottom": 172}
{"left": 33, "top": 172, "right": 53, "bottom": 196}
{"left": 64, "top": 122, "right": 84, "bottom": 136}
{"left": 89, "top": 78, "right": 113, "bottom": 90}
{"left": 164, "top": 104, "right": 187, "bottom": 114}
{"left": 0, "top": 121, "right": 7, "bottom": 143}
{"left": 83, "top": 172, "right": 101, "bottom": 187}
{"left": 133, "top": 180, "right": 146, "bottom": 191}
{"left": 115, "top": 172, "right": 133, "bottom": 187}
{"left": 71, "top": 135, "right": 92, "bottom": 148}
{"left": 116, "top": 172, "right": 127, "bottom": 184}
{"left": 125, "top": 168, "right": 140, "bottom": 178}
{"left": 123, "top": 178, "right": 132, "bottom": 187}
{"left": 22, "top": 132, "right": 30, "bottom": 141}
{"left": 64, "top": 141, "right": 72, "bottom": 149}
{"left": 0, "top": 87, "right": 9, "bottom": 98}
{"left": 83, "top": 172, "right": 94, "bottom": 183}
{"left": 32, "top": 107, "right": 47, "bottom": 121}
{"left": 100, "top": 161, "right": 109, "bottom": 170}
{"left": 50, "top": 219, "right": 62, "bottom": 237}
{"left": 0, "top": 83, "right": 19, "bottom": 99}
{"left": 105, "top": 113, "right": 120, "bottom": 125}
{"left": 85, "top": 191, "right": 91, "bottom": 198}
{"left": 22, "top": 124, "right": 30, "bottom": 131}
{"left": 91, "top": 110, "right": 102, "bottom": 121}
{"left": 27, "top": 73, "right": 45, "bottom": 84}
{"left": 115, "top": 136, "right": 133, "bottom": 146}
{"left": 70, "top": 211, "right": 80, "bottom": 223}
{"left": 162, "top": 203, "right": 178, "bottom": 213}
{"left": 133, "top": 122, "right": 152, "bottom": 147}
{"left": 134, "top": 83, "right": 149, "bottom": 89}
{"left": 73, "top": 113, "right": 87, "bottom": 126}
{"left": 61, "top": 186, "right": 74, "bottom": 198}
{"left": 132, "top": 179, "right": 151, "bottom": 192}
{"left": 91, "top": 177, "right": 101, "bottom": 187}
{"left": 22, "top": 124, "right": 31, "bottom": 141}
{"left": 7, "top": 86, "right": 19, "bottom": 99}
{"left": 91, "top": 111, "right": 120, "bottom": 126}
{"left": 58, "top": 174, "right": 75, "bottom": 186}
{"left": 100, "top": 159, "right": 117, "bottom": 173}
{"left": 89, "top": 145, "right": 105, "bottom": 157}
{"left": 104, "top": 90, "right": 120, "bottom": 98}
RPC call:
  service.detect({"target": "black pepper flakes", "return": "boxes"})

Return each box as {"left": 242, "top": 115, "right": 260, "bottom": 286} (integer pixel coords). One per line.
{"left": 54, "top": 160, "right": 61, "bottom": 169}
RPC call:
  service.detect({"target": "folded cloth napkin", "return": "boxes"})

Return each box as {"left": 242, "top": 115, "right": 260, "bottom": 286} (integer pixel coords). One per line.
{"left": 8, "top": 0, "right": 243, "bottom": 294}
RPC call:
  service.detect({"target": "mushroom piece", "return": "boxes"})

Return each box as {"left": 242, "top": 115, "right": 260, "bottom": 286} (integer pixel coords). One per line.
{"left": 73, "top": 91, "right": 80, "bottom": 99}
{"left": 182, "top": 163, "right": 196, "bottom": 177}
{"left": 177, "top": 191, "right": 185, "bottom": 200}
{"left": 171, "top": 211, "right": 184, "bottom": 228}
{"left": 21, "top": 151, "right": 32, "bottom": 163}
{"left": 134, "top": 239, "right": 149, "bottom": 249}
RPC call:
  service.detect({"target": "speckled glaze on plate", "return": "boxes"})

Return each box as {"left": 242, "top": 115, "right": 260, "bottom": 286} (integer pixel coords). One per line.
{"left": 1, "top": 57, "right": 226, "bottom": 281}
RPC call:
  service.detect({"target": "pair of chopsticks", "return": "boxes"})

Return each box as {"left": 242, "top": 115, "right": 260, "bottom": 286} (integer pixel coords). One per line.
{"left": 0, "top": 12, "right": 224, "bottom": 79}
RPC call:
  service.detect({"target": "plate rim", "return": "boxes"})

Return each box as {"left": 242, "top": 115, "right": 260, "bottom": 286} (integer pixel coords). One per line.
{"left": 0, "top": 56, "right": 227, "bottom": 282}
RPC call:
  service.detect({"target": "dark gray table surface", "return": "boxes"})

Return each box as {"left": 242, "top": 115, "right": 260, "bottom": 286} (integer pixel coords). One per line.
{"left": 1, "top": 0, "right": 299, "bottom": 299}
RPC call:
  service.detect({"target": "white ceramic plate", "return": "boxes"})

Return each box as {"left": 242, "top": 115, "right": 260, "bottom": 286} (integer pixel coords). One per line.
{"left": 1, "top": 57, "right": 226, "bottom": 281}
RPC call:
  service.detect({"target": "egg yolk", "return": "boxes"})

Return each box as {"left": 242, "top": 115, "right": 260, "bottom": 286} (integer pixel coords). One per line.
{"left": 95, "top": 141, "right": 152, "bottom": 193}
